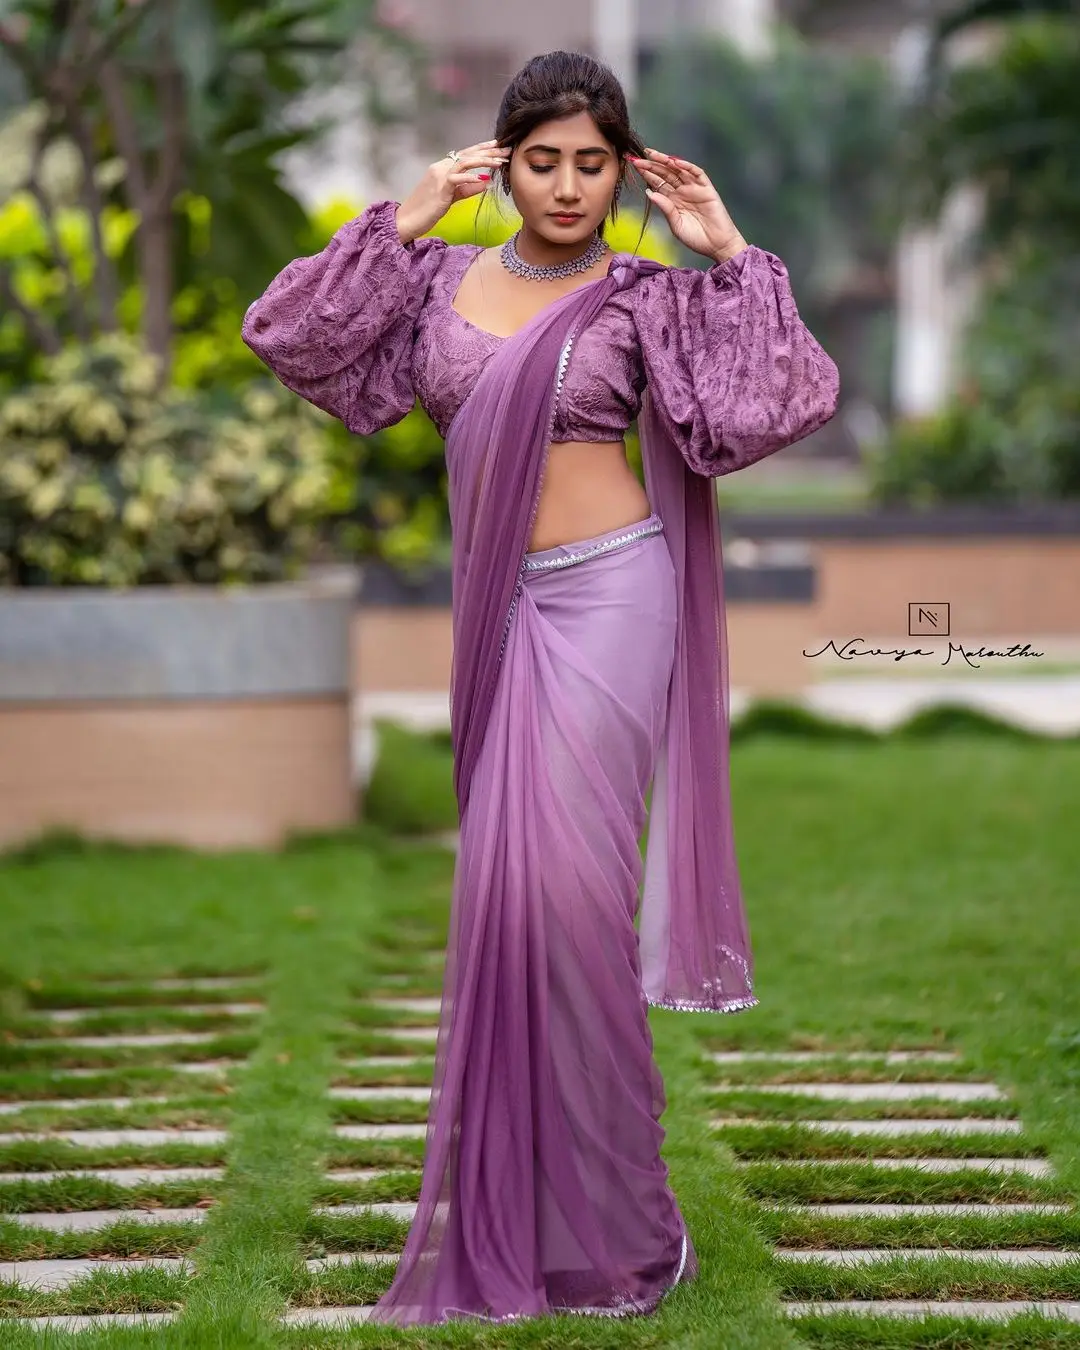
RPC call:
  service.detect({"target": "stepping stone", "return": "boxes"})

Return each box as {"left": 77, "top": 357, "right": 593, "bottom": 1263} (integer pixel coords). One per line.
{"left": 38, "top": 1003, "right": 264, "bottom": 1021}
{"left": 367, "top": 997, "right": 441, "bottom": 1014}
{"left": 329, "top": 1086, "right": 431, "bottom": 1103}
{"left": 366, "top": 1028, "right": 438, "bottom": 1042}
{"left": 147, "top": 976, "right": 262, "bottom": 990}
{"left": 323, "top": 1169, "right": 397, "bottom": 1182}
{"left": 709, "top": 1051, "right": 961, "bottom": 1065}
{"left": 341, "top": 1056, "right": 430, "bottom": 1069}
{"left": 765, "top": 1203, "right": 1072, "bottom": 1217}
{"left": 713, "top": 1117, "right": 1025, "bottom": 1136}
{"left": 9, "top": 1207, "right": 212, "bottom": 1231}
{"left": 775, "top": 1249, "right": 1080, "bottom": 1266}
{"left": 0, "top": 1095, "right": 171, "bottom": 1114}
{"left": 282, "top": 1306, "right": 374, "bottom": 1325}
{"left": 783, "top": 1300, "right": 1080, "bottom": 1321}
{"left": 0, "top": 1256, "right": 193, "bottom": 1289}
{"left": 333, "top": 1124, "right": 427, "bottom": 1141}
{"left": 747, "top": 1083, "right": 1007, "bottom": 1102}
{"left": 0, "top": 1167, "right": 223, "bottom": 1184}
{"left": 306, "top": 1252, "right": 399, "bottom": 1270}
{"left": 92, "top": 976, "right": 262, "bottom": 991}
{"left": 171, "top": 1060, "right": 244, "bottom": 1074}
{"left": 739, "top": 1157, "right": 1053, "bottom": 1176}
{"left": 7, "top": 1128, "right": 228, "bottom": 1146}
{"left": 27, "top": 1032, "right": 223, "bottom": 1047}
{"left": 37, "top": 1061, "right": 241, "bottom": 1077}
{"left": 7, "top": 1312, "right": 178, "bottom": 1330}
{"left": 315, "top": 1203, "right": 417, "bottom": 1221}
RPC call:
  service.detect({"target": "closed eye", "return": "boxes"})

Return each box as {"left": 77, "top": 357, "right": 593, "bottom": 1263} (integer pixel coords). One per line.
{"left": 529, "top": 165, "right": 604, "bottom": 176}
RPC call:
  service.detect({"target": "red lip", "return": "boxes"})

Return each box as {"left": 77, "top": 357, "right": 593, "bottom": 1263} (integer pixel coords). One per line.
{"left": 550, "top": 213, "right": 583, "bottom": 219}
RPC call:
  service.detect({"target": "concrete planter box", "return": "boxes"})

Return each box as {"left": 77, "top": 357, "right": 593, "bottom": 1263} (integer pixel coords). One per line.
{"left": 0, "top": 566, "right": 361, "bottom": 852}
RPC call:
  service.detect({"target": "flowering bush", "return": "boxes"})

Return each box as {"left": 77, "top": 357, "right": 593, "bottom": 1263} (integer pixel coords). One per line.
{"left": 0, "top": 333, "right": 335, "bottom": 586}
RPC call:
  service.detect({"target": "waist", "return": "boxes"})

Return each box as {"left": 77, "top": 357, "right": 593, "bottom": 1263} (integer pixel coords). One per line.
{"left": 524, "top": 513, "right": 665, "bottom": 572}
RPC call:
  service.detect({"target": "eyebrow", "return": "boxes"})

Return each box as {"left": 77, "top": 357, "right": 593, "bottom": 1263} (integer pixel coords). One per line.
{"left": 522, "top": 145, "right": 611, "bottom": 155}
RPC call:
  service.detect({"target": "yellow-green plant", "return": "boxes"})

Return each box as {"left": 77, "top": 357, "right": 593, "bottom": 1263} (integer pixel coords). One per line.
{"left": 0, "top": 333, "right": 336, "bottom": 587}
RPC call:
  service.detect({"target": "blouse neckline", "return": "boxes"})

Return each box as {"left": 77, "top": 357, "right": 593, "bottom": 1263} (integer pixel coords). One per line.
{"left": 445, "top": 243, "right": 622, "bottom": 344}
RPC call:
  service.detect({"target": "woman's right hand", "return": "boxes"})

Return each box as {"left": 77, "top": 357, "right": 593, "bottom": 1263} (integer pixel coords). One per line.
{"left": 395, "top": 140, "right": 510, "bottom": 243}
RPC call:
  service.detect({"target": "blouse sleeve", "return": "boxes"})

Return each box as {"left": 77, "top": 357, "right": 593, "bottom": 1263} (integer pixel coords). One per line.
{"left": 634, "top": 244, "right": 840, "bottom": 476}
{"left": 241, "top": 199, "right": 448, "bottom": 435}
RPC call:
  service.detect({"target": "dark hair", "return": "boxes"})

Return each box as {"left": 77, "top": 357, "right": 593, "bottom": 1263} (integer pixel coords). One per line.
{"left": 485, "top": 50, "right": 653, "bottom": 251}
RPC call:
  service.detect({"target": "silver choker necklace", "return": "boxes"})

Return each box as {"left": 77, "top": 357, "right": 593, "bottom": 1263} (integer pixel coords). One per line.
{"left": 500, "top": 229, "right": 607, "bottom": 281}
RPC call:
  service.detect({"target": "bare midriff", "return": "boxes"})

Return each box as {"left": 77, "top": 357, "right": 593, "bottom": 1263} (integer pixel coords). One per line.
{"left": 452, "top": 246, "right": 654, "bottom": 554}
{"left": 528, "top": 440, "right": 652, "bottom": 553}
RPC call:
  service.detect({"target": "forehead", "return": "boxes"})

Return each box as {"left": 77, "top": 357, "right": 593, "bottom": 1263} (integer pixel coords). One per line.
{"left": 519, "top": 111, "right": 612, "bottom": 151}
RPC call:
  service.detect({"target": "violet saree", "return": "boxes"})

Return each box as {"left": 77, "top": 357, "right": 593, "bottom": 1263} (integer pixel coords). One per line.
{"left": 368, "top": 254, "right": 754, "bottom": 1325}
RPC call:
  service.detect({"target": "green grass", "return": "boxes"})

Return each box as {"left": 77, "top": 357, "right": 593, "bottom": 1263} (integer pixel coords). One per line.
{"left": 0, "top": 725, "right": 1076, "bottom": 1346}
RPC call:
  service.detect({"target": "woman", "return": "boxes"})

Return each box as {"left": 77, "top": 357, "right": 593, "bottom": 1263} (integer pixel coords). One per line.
{"left": 243, "top": 50, "right": 839, "bottom": 1327}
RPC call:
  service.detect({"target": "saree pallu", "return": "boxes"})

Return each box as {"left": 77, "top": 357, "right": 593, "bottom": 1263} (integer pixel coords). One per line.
{"left": 368, "top": 255, "right": 751, "bottom": 1326}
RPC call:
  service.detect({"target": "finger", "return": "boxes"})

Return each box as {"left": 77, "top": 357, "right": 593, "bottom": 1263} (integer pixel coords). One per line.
{"left": 667, "top": 155, "right": 708, "bottom": 182}
{"left": 641, "top": 147, "right": 686, "bottom": 174}
{"left": 635, "top": 164, "right": 677, "bottom": 192}
{"left": 631, "top": 154, "right": 683, "bottom": 188}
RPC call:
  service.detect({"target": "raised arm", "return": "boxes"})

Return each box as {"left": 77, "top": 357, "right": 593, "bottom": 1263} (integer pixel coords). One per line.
{"left": 634, "top": 245, "right": 840, "bottom": 476}
{"left": 241, "top": 199, "right": 448, "bottom": 435}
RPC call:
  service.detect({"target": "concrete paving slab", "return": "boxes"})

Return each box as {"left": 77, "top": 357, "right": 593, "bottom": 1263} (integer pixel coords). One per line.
{"left": 322, "top": 1169, "right": 397, "bottom": 1182}
{"left": 784, "top": 1299, "right": 1080, "bottom": 1320}
{"left": 38, "top": 1003, "right": 264, "bottom": 1021}
{"left": 34, "top": 1061, "right": 241, "bottom": 1077}
{"left": 10, "top": 1207, "right": 211, "bottom": 1231}
{"left": 0, "top": 1095, "right": 171, "bottom": 1115}
{"left": 4, "top": 1312, "right": 178, "bottom": 1330}
{"left": 709, "top": 1051, "right": 961, "bottom": 1065}
{"left": 282, "top": 1305, "right": 374, "bottom": 1325}
{"left": 314, "top": 1203, "right": 417, "bottom": 1221}
{"left": 766, "top": 1203, "right": 1071, "bottom": 1217}
{"left": 365, "top": 1028, "right": 439, "bottom": 1042}
{"left": 738, "top": 1157, "right": 1052, "bottom": 1176}
{"left": 366, "top": 998, "right": 441, "bottom": 1014}
{"left": 24, "top": 1032, "right": 223, "bottom": 1047}
{"left": 329, "top": 1086, "right": 430, "bottom": 1103}
{"left": 333, "top": 1124, "right": 427, "bottom": 1141}
{"left": 747, "top": 1083, "right": 1007, "bottom": 1102}
{"left": 340, "top": 1056, "right": 431, "bottom": 1069}
{"left": 0, "top": 1256, "right": 192, "bottom": 1289}
{"left": 0, "top": 1167, "right": 223, "bottom": 1185}
{"left": 712, "top": 1117, "right": 1025, "bottom": 1136}
{"left": 91, "top": 976, "right": 262, "bottom": 991}
{"left": 775, "top": 1249, "right": 1080, "bottom": 1266}
{"left": 306, "top": 1252, "right": 399, "bottom": 1270}
{"left": 7, "top": 1127, "right": 228, "bottom": 1146}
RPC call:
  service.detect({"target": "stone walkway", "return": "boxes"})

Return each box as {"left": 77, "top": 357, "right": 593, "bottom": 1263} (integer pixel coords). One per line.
{"left": 707, "top": 1048, "right": 1080, "bottom": 1326}
{"left": 4, "top": 980, "right": 1077, "bottom": 1334}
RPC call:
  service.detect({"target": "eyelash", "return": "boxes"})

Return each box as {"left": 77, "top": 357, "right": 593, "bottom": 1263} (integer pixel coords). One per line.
{"left": 528, "top": 166, "right": 604, "bottom": 176}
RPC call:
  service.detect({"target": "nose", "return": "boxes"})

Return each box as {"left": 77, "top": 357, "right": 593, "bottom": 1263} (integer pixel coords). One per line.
{"left": 554, "top": 164, "right": 583, "bottom": 204}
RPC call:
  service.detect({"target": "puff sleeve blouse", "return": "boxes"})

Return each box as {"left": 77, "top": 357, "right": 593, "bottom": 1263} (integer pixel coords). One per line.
{"left": 241, "top": 198, "right": 840, "bottom": 476}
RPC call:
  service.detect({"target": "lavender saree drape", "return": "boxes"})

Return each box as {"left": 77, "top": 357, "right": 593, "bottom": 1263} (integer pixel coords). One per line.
{"left": 367, "top": 253, "right": 753, "bottom": 1326}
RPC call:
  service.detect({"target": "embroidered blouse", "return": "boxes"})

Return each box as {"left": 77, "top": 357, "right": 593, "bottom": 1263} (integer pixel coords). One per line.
{"left": 241, "top": 197, "right": 839, "bottom": 476}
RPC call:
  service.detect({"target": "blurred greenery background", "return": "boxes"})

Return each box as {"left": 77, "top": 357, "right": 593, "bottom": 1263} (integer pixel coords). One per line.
{"left": 2, "top": 0, "right": 1079, "bottom": 587}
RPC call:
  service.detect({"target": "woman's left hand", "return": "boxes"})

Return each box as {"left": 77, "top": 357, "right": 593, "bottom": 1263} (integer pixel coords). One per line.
{"left": 628, "top": 149, "right": 748, "bottom": 263}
